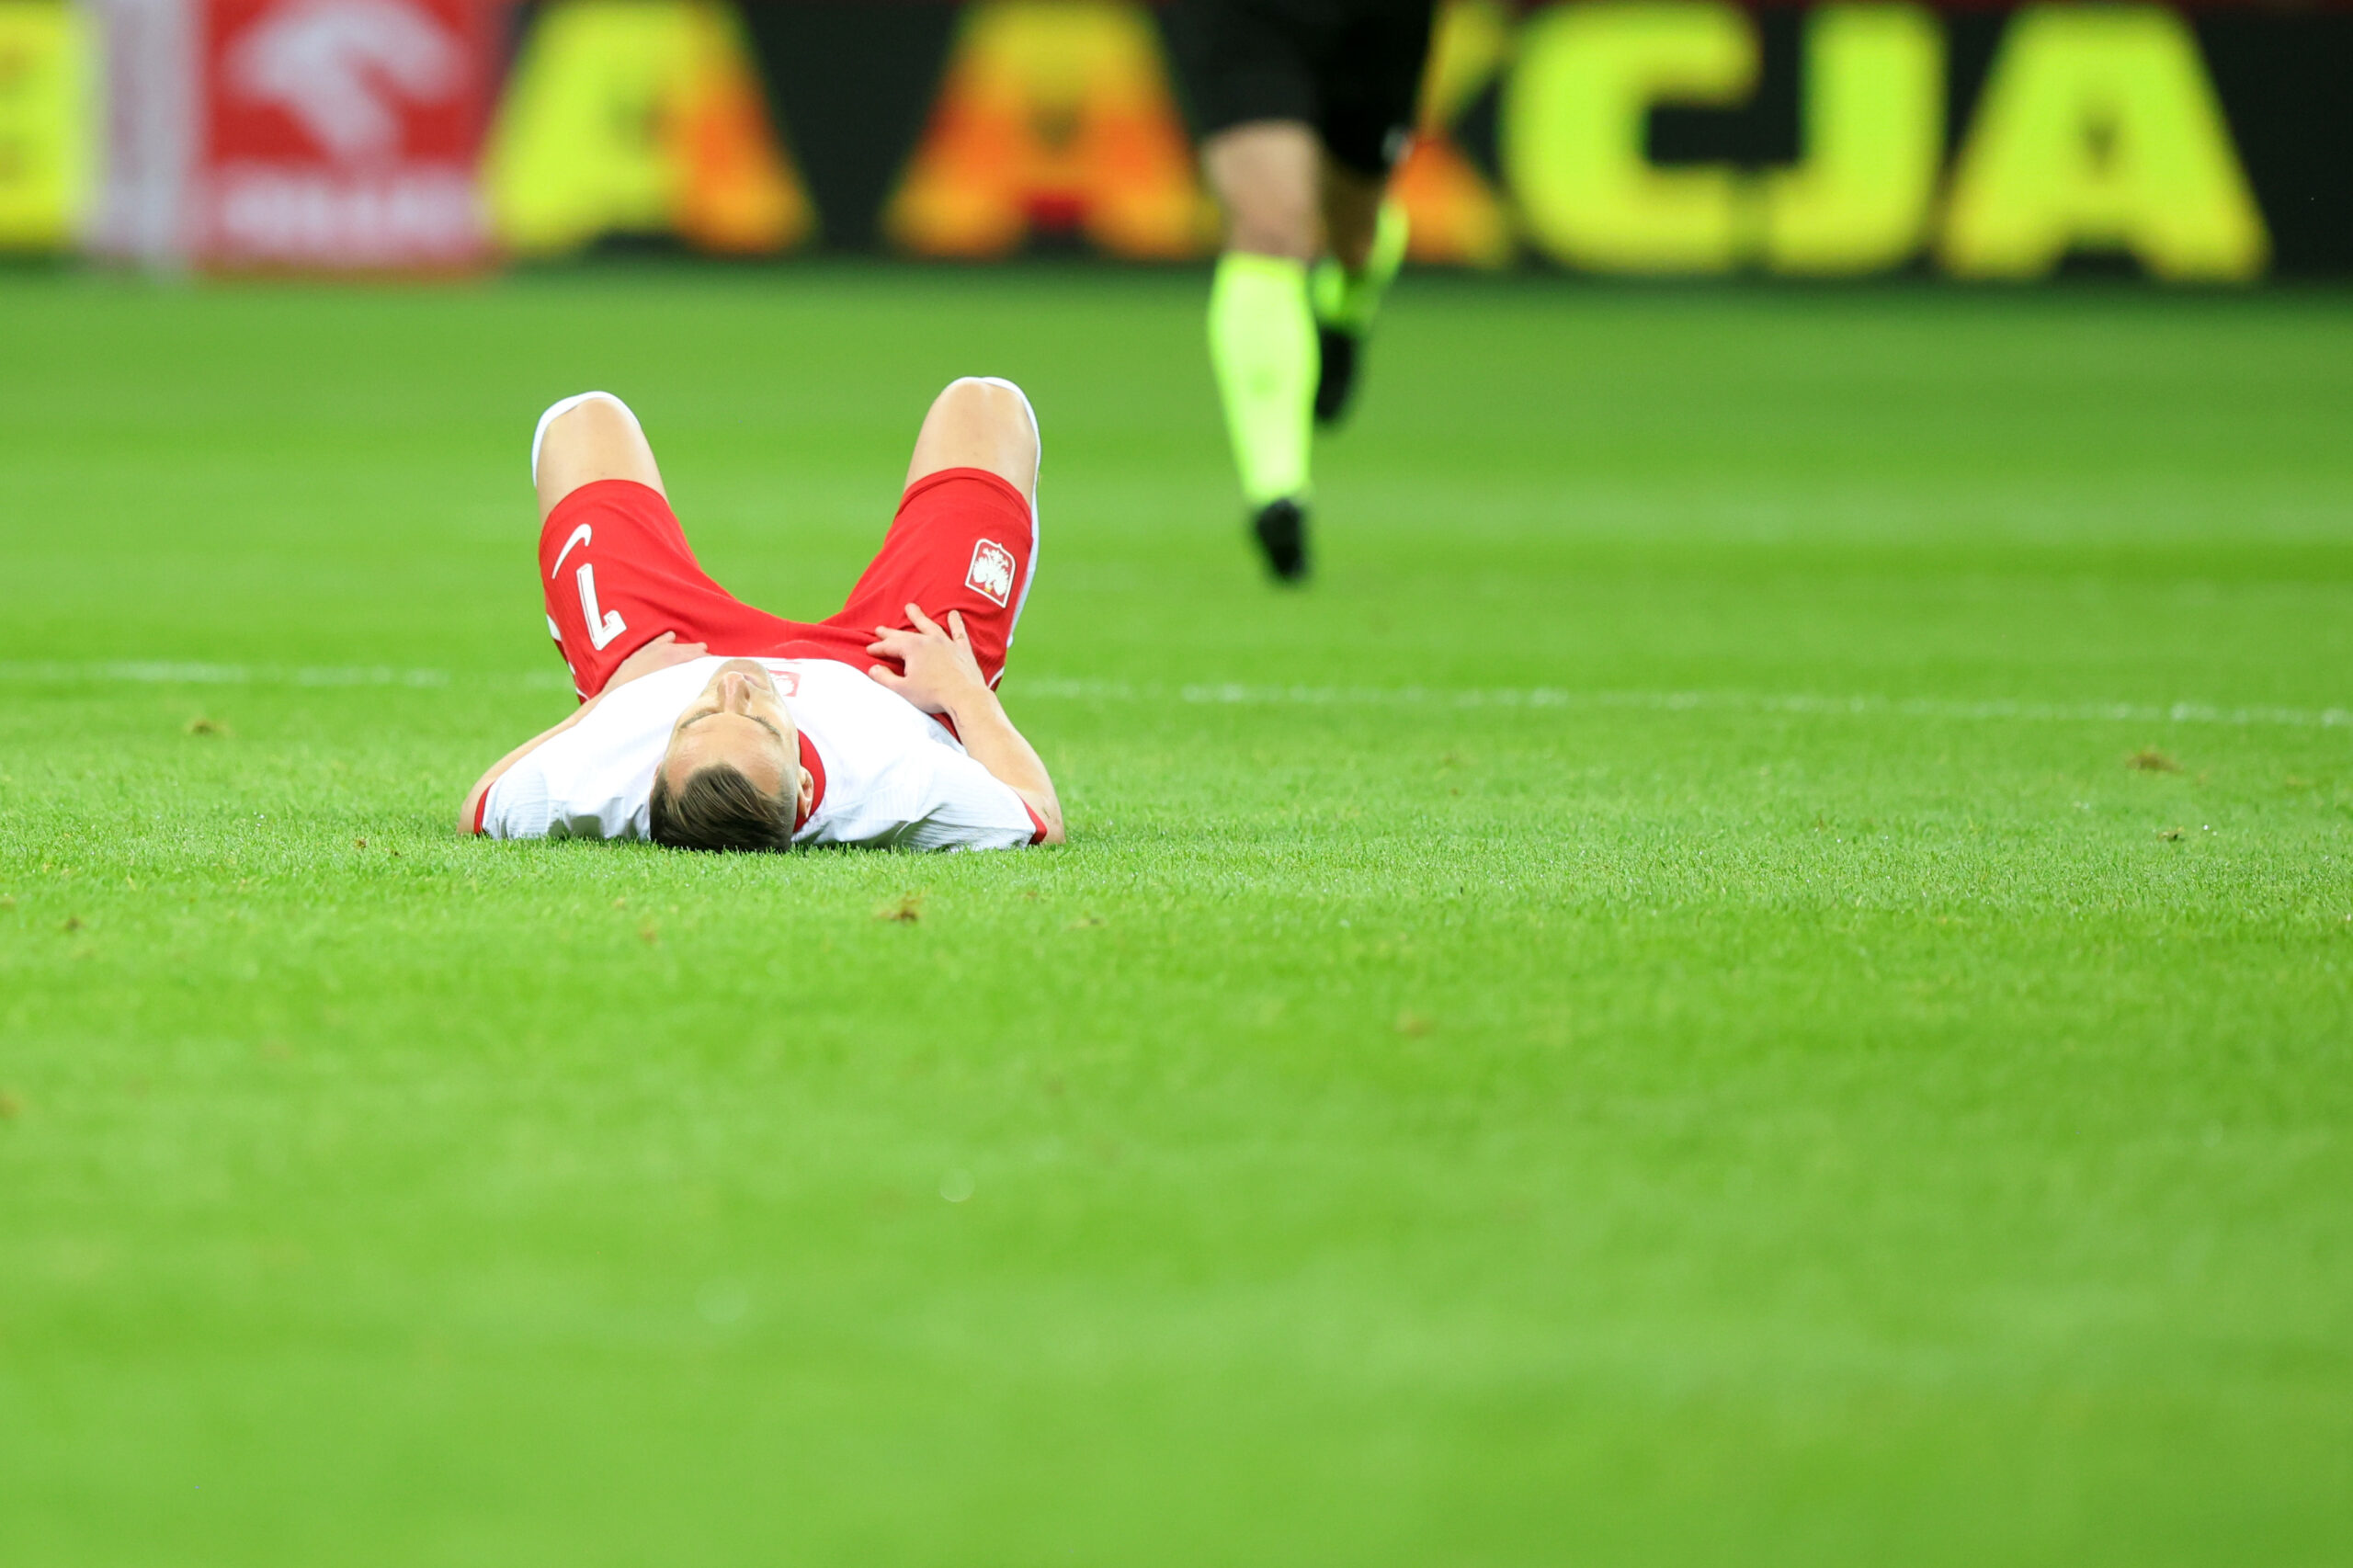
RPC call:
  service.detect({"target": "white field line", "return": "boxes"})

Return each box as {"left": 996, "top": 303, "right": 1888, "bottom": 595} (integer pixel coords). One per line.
{"left": 1018, "top": 677, "right": 2353, "bottom": 732}
{"left": 2, "top": 661, "right": 2346, "bottom": 731}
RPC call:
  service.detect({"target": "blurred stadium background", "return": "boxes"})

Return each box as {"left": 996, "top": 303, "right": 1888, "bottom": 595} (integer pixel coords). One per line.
{"left": 2, "top": 0, "right": 2343, "bottom": 279}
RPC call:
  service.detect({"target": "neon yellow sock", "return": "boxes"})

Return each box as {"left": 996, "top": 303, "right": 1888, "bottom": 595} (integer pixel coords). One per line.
{"left": 1312, "top": 199, "right": 1410, "bottom": 333}
{"left": 1208, "top": 250, "right": 1314, "bottom": 508}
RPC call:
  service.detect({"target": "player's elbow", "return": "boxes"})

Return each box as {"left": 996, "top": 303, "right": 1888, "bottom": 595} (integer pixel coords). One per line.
{"left": 460, "top": 775, "right": 495, "bottom": 836}
{"left": 1025, "top": 795, "right": 1066, "bottom": 846}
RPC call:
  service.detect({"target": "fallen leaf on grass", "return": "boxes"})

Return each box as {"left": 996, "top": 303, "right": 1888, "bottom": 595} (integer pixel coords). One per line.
{"left": 2128, "top": 748, "right": 2182, "bottom": 773}
{"left": 1396, "top": 1011, "right": 1432, "bottom": 1037}
{"left": 353, "top": 838, "right": 367, "bottom": 849}
{"left": 639, "top": 921, "right": 660, "bottom": 946}
{"left": 1067, "top": 915, "right": 1103, "bottom": 929}
{"left": 186, "top": 717, "right": 231, "bottom": 736}
{"left": 2157, "top": 827, "right": 2185, "bottom": 841}
{"left": 878, "top": 895, "right": 924, "bottom": 924}
{"left": 62, "top": 915, "right": 83, "bottom": 932}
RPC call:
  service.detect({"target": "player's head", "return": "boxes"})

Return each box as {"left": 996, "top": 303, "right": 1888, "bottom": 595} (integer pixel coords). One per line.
{"left": 650, "top": 659, "right": 812, "bottom": 852}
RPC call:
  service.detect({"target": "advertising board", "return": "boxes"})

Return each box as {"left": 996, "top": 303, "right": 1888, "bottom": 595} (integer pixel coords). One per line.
{"left": 79, "top": 0, "right": 497, "bottom": 267}
{"left": 504, "top": 0, "right": 2353, "bottom": 279}
{"left": 17, "top": 0, "right": 2352, "bottom": 278}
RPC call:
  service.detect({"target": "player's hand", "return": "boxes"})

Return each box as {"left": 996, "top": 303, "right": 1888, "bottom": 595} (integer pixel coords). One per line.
{"left": 608, "top": 631, "right": 709, "bottom": 689}
{"left": 867, "top": 604, "right": 988, "bottom": 716}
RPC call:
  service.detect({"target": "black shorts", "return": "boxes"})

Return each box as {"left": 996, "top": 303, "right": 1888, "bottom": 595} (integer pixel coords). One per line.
{"left": 1164, "top": 0, "right": 1438, "bottom": 178}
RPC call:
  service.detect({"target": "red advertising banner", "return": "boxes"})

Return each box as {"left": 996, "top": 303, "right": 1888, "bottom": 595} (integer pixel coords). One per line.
{"left": 195, "top": 0, "right": 496, "bottom": 267}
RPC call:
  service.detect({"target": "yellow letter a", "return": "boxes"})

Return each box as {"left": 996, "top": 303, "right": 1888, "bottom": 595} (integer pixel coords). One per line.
{"left": 1939, "top": 5, "right": 2266, "bottom": 281}
{"left": 1391, "top": 0, "right": 1518, "bottom": 268}
{"left": 486, "top": 0, "right": 814, "bottom": 256}
{"left": 885, "top": 0, "right": 1211, "bottom": 260}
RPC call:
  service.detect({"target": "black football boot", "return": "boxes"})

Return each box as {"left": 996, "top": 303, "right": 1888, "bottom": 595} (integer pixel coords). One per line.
{"left": 1250, "top": 497, "right": 1310, "bottom": 584}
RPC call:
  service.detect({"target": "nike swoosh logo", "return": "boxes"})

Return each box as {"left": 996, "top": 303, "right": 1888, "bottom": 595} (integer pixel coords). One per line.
{"left": 551, "top": 524, "right": 592, "bottom": 577}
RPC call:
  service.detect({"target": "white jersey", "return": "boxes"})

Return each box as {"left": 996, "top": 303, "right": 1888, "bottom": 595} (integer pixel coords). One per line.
{"left": 482, "top": 656, "right": 1041, "bottom": 851}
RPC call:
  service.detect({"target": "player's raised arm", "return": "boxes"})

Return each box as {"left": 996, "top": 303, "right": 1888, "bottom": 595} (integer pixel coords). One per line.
{"left": 866, "top": 605, "right": 1063, "bottom": 845}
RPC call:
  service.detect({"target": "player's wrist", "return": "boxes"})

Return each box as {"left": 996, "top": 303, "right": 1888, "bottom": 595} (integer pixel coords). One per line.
{"left": 941, "top": 678, "right": 1003, "bottom": 726}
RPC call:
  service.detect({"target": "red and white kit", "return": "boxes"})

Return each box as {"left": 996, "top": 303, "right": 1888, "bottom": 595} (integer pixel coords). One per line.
{"left": 481, "top": 415, "right": 1047, "bottom": 850}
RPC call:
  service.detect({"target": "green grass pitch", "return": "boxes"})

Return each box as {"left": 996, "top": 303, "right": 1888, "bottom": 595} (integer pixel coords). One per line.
{"left": 2, "top": 267, "right": 2349, "bottom": 1565}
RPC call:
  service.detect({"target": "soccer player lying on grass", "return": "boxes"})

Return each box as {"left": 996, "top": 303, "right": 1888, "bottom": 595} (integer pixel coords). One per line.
{"left": 460, "top": 378, "right": 1064, "bottom": 852}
